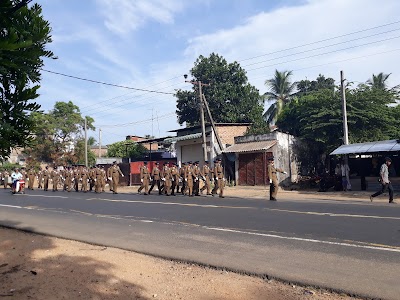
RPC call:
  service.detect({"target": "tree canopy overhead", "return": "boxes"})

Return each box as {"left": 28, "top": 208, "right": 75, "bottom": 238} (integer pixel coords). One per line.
{"left": 0, "top": 1, "right": 55, "bottom": 160}
{"left": 175, "top": 53, "right": 268, "bottom": 134}
{"left": 24, "top": 101, "right": 95, "bottom": 165}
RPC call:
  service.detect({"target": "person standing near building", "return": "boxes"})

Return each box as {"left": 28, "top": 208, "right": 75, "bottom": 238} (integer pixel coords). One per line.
{"left": 370, "top": 157, "right": 395, "bottom": 203}
{"left": 200, "top": 160, "right": 211, "bottom": 195}
{"left": 340, "top": 160, "right": 351, "bottom": 191}
{"left": 138, "top": 162, "right": 150, "bottom": 195}
{"left": 149, "top": 162, "right": 162, "bottom": 195}
{"left": 267, "top": 157, "right": 287, "bottom": 201}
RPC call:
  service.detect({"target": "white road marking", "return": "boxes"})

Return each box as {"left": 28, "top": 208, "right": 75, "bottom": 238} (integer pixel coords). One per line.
{"left": 0, "top": 204, "right": 22, "bottom": 209}
{"left": 205, "top": 227, "right": 400, "bottom": 253}
{"left": 86, "top": 197, "right": 400, "bottom": 220}
{"left": 1, "top": 202, "right": 398, "bottom": 253}
{"left": 27, "top": 194, "right": 69, "bottom": 199}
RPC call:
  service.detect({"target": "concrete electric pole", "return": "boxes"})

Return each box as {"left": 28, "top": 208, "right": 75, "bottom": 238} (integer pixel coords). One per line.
{"left": 184, "top": 74, "right": 209, "bottom": 163}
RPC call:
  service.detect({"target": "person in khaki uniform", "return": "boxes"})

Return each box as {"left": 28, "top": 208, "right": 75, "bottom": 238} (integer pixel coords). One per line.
{"left": 110, "top": 161, "right": 124, "bottom": 194}
{"left": 161, "top": 163, "right": 172, "bottom": 196}
{"left": 27, "top": 168, "right": 36, "bottom": 190}
{"left": 51, "top": 167, "right": 60, "bottom": 192}
{"left": 3, "top": 170, "right": 10, "bottom": 189}
{"left": 63, "top": 167, "right": 72, "bottom": 192}
{"left": 42, "top": 166, "right": 50, "bottom": 191}
{"left": 37, "top": 169, "right": 43, "bottom": 189}
{"left": 149, "top": 162, "right": 161, "bottom": 195}
{"left": 200, "top": 161, "right": 211, "bottom": 195}
{"left": 100, "top": 166, "right": 106, "bottom": 192}
{"left": 179, "top": 163, "right": 186, "bottom": 195}
{"left": 81, "top": 167, "right": 89, "bottom": 193}
{"left": 138, "top": 162, "right": 150, "bottom": 195}
{"left": 72, "top": 166, "right": 80, "bottom": 192}
{"left": 170, "top": 163, "right": 180, "bottom": 196}
{"left": 184, "top": 162, "right": 194, "bottom": 197}
{"left": 192, "top": 161, "right": 201, "bottom": 196}
{"left": 214, "top": 158, "right": 225, "bottom": 198}
{"left": 267, "top": 157, "right": 287, "bottom": 201}
{"left": 94, "top": 166, "right": 103, "bottom": 193}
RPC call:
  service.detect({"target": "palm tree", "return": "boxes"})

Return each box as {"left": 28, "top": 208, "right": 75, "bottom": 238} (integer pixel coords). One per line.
{"left": 263, "top": 70, "right": 297, "bottom": 125}
{"left": 366, "top": 72, "right": 391, "bottom": 90}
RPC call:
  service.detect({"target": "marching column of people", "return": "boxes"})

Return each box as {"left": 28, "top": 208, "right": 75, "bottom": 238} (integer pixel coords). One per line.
{"left": 1, "top": 159, "right": 228, "bottom": 198}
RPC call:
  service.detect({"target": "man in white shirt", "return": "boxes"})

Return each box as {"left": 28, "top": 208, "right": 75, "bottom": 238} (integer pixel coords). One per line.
{"left": 370, "top": 157, "right": 395, "bottom": 203}
{"left": 11, "top": 168, "right": 23, "bottom": 194}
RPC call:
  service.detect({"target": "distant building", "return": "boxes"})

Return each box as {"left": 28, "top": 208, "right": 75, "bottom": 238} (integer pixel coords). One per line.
{"left": 126, "top": 135, "right": 158, "bottom": 151}
{"left": 91, "top": 145, "right": 108, "bottom": 158}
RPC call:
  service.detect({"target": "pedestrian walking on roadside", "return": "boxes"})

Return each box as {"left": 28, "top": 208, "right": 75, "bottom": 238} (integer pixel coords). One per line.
{"left": 267, "top": 157, "right": 287, "bottom": 201}
{"left": 370, "top": 157, "right": 395, "bottom": 203}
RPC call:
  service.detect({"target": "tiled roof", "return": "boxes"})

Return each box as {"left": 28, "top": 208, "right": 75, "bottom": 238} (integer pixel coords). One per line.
{"left": 223, "top": 140, "right": 276, "bottom": 153}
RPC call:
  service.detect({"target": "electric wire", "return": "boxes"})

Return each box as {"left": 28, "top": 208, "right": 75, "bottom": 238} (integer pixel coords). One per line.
{"left": 239, "top": 20, "right": 400, "bottom": 62}
{"left": 41, "top": 69, "right": 176, "bottom": 95}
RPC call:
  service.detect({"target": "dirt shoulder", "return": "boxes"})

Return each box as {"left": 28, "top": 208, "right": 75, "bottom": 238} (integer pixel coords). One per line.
{"left": 0, "top": 227, "right": 361, "bottom": 300}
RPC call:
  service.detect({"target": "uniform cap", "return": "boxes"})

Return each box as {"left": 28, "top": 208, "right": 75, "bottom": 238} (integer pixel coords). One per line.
{"left": 155, "top": 162, "right": 159, "bottom": 165}
{"left": 204, "top": 160, "right": 209, "bottom": 163}
{"left": 267, "top": 157, "right": 274, "bottom": 161}
{"left": 143, "top": 161, "right": 148, "bottom": 165}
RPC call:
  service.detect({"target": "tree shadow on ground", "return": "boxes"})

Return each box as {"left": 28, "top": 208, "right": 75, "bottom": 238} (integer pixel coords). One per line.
{"left": 0, "top": 223, "right": 149, "bottom": 299}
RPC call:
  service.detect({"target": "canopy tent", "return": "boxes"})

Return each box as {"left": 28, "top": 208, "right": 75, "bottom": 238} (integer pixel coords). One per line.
{"left": 330, "top": 139, "right": 400, "bottom": 155}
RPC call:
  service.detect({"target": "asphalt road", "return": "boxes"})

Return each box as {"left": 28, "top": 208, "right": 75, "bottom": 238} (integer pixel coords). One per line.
{"left": 0, "top": 188, "right": 399, "bottom": 300}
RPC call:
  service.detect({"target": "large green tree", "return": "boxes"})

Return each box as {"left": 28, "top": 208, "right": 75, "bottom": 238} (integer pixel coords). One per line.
{"left": 296, "top": 74, "right": 335, "bottom": 96}
{"left": 24, "top": 101, "right": 95, "bottom": 165}
{"left": 0, "top": 1, "right": 55, "bottom": 160}
{"left": 107, "top": 140, "right": 146, "bottom": 159}
{"left": 263, "top": 69, "right": 297, "bottom": 125}
{"left": 175, "top": 53, "right": 267, "bottom": 134}
{"left": 277, "top": 80, "right": 400, "bottom": 168}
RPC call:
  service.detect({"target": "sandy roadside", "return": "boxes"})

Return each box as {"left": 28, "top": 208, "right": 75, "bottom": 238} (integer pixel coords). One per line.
{"left": 0, "top": 227, "right": 362, "bottom": 300}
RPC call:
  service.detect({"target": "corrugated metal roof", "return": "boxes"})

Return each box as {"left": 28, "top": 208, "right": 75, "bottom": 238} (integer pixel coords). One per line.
{"left": 164, "top": 133, "right": 202, "bottom": 143}
{"left": 330, "top": 139, "right": 400, "bottom": 155}
{"left": 223, "top": 140, "right": 277, "bottom": 153}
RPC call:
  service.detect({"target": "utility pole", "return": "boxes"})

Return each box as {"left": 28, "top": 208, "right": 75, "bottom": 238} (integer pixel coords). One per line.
{"left": 341, "top": 71, "right": 349, "bottom": 145}
{"left": 98, "top": 128, "right": 102, "bottom": 158}
{"left": 184, "top": 74, "right": 208, "bottom": 163}
{"left": 84, "top": 117, "right": 88, "bottom": 167}
{"left": 340, "top": 70, "right": 351, "bottom": 190}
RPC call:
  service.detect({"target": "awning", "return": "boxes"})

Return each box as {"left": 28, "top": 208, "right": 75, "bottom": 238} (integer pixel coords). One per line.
{"left": 164, "top": 133, "right": 202, "bottom": 143}
{"left": 223, "top": 140, "right": 277, "bottom": 153}
{"left": 330, "top": 139, "right": 400, "bottom": 155}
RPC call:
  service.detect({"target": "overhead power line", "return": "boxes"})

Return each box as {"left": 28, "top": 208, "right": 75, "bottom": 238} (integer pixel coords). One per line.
{"left": 240, "top": 20, "right": 400, "bottom": 63}
{"left": 41, "top": 69, "right": 175, "bottom": 95}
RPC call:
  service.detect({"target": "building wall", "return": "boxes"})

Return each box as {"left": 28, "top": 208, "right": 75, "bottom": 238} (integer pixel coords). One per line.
{"left": 91, "top": 147, "right": 108, "bottom": 157}
{"left": 216, "top": 125, "right": 249, "bottom": 146}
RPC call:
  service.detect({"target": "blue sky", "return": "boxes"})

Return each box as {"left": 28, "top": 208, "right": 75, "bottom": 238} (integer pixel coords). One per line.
{"left": 37, "top": 0, "right": 400, "bottom": 145}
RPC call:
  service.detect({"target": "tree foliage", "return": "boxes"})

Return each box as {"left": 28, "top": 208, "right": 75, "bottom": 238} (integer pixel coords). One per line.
{"left": 175, "top": 53, "right": 267, "bottom": 134}
{"left": 277, "top": 78, "right": 400, "bottom": 168}
{"left": 106, "top": 140, "right": 147, "bottom": 159}
{"left": 263, "top": 70, "right": 297, "bottom": 124}
{"left": 24, "top": 101, "right": 95, "bottom": 165}
{"left": 0, "top": 1, "right": 55, "bottom": 160}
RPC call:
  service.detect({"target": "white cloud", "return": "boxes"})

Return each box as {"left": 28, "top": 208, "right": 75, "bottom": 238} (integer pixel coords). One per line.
{"left": 95, "top": 0, "right": 185, "bottom": 35}
{"left": 183, "top": 0, "right": 400, "bottom": 92}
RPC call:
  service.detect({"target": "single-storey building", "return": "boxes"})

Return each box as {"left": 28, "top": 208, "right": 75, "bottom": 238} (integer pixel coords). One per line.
{"left": 223, "top": 131, "right": 297, "bottom": 186}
